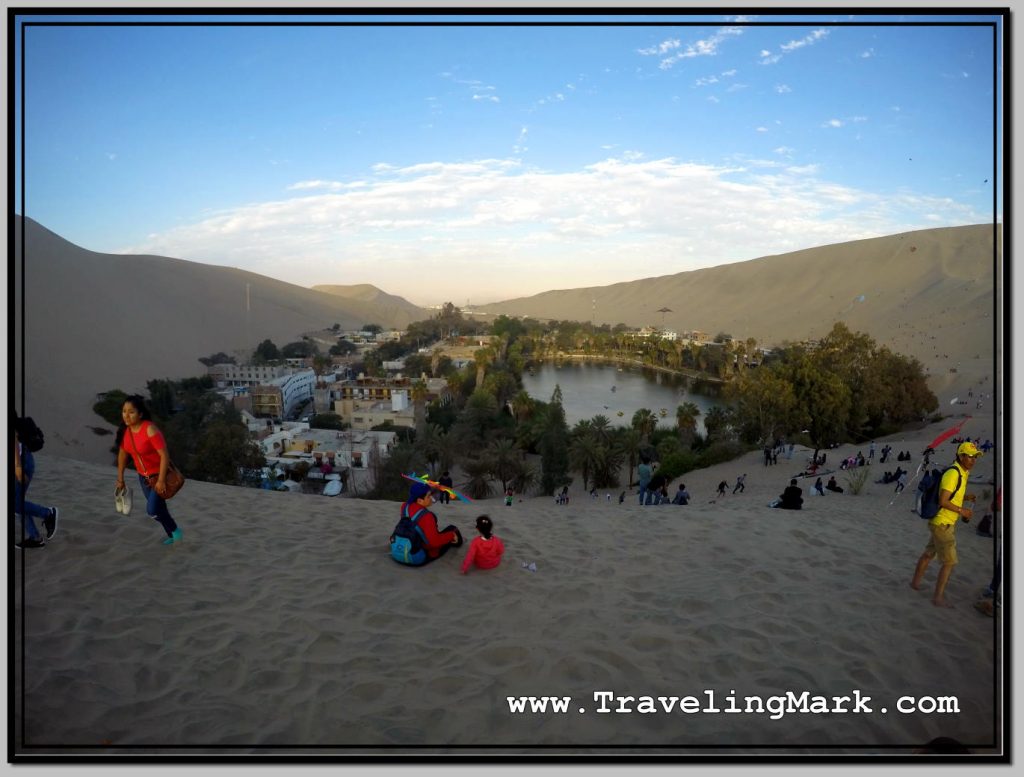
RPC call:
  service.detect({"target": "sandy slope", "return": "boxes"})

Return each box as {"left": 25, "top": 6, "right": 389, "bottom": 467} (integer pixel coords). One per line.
{"left": 12, "top": 410, "right": 1001, "bottom": 755}
{"left": 11, "top": 217, "right": 426, "bottom": 464}
{"left": 477, "top": 223, "right": 999, "bottom": 389}
{"left": 13, "top": 219, "right": 1000, "bottom": 471}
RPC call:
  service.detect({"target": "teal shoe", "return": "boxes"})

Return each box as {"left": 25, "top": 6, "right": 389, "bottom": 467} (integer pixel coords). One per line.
{"left": 162, "top": 528, "right": 183, "bottom": 545}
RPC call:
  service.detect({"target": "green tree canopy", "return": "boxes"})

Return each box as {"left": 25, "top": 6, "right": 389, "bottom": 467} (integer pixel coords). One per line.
{"left": 253, "top": 339, "right": 281, "bottom": 363}
{"left": 198, "top": 352, "right": 236, "bottom": 367}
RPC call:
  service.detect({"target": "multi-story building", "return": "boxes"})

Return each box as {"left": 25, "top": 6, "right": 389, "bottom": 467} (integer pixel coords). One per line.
{"left": 248, "top": 369, "right": 316, "bottom": 419}
{"left": 325, "top": 373, "right": 452, "bottom": 430}
{"left": 209, "top": 363, "right": 290, "bottom": 387}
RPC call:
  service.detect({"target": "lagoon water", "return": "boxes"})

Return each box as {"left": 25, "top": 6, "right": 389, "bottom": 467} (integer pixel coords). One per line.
{"left": 521, "top": 361, "right": 722, "bottom": 435}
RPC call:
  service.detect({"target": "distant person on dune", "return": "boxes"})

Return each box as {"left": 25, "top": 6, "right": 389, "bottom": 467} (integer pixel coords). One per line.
{"left": 637, "top": 456, "right": 653, "bottom": 505}
{"left": 671, "top": 484, "right": 690, "bottom": 505}
{"left": 437, "top": 471, "right": 453, "bottom": 504}
{"left": 732, "top": 474, "right": 746, "bottom": 494}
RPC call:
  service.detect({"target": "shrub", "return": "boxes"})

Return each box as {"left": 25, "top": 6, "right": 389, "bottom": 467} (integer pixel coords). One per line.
{"left": 844, "top": 466, "right": 872, "bottom": 495}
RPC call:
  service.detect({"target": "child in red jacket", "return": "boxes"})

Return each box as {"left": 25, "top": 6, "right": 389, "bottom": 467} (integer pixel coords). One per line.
{"left": 461, "top": 515, "right": 505, "bottom": 574}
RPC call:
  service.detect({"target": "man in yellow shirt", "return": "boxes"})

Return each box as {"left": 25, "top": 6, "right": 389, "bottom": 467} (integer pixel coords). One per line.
{"left": 910, "top": 441, "right": 982, "bottom": 607}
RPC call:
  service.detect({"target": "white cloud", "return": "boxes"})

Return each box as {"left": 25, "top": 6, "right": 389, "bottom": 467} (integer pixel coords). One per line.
{"left": 773, "top": 146, "right": 795, "bottom": 155}
{"left": 105, "top": 152, "right": 117, "bottom": 161}
{"left": 775, "top": 84, "right": 792, "bottom": 93}
{"left": 780, "top": 28, "right": 830, "bottom": 52}
{"left": 861, "top": 48, "right": 875, "bottom": 58}
{"left": 696, "top": 68, "right": 737, "bottom": 87}
{"left": 760, "top": 28, "right": 830, "bottom": 65}
{"left": 513, "top": 126, "right": 529, "bottom": 154}
{"left": 707, "top": 95, "right": 720, "bottom": 103}
{"left": 287, "top": 180, "right": 342, "bottom": 191}
{"left": 654, "top": 27, "right": 743, "bottom": 70}
{"left": 638, "top": 38, "right": 681, "bottom": 56}
{"left": 823, "top": 118, "right": 844, "bottom": 128}
{"left": 123, "top": 157, "right": 986, "bottom": 305}
{"left": 472, "top": 94, "right": 500, "bottom": 103}
{"left": 756, "top": 127, "right": 768, "bottom": 133}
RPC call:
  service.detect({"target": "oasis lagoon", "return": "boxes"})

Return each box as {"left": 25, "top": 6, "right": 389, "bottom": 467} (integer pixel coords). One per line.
{"left": 520, "top": 361, "right": 725, "bottom": 436}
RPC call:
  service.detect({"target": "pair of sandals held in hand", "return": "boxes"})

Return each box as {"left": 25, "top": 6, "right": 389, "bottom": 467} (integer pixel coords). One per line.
{"left": 114, "top": 485, "right": 133, "bottom": 515}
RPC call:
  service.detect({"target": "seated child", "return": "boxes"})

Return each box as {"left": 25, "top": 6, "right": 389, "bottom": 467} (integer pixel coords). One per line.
{"left": 461, "top": 515, "right": 505, "bottom": 574}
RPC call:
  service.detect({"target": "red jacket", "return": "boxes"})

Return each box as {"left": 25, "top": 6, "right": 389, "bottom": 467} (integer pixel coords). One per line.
{"left": 461, "top": 535, "right": 505, "bottom": 573}
{"left": 401, "top": 501, "right": 458, "bottom": 558}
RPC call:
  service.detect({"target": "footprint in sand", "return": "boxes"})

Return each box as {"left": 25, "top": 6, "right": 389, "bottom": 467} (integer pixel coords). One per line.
{"left": 790, "top": 529, "right": 826, "bottom": 547}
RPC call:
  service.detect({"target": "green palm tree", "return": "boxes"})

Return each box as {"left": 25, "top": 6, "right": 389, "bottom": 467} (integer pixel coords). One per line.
{"left": 486, "top": 437, "right": 520, "bottom": 493}
{"left": 461, "top": 456, "right": 494, "bottom": 500}
{"left": 411, "top": 379, "right": 428, "bottom": 439}
{"left": 616, "top": 427, "right": 643, "bottom": 488}
{"left": 510, "top": 389, "right": 535, "bottom": 422}
{"left": 675, "top": 401, "right": 701, "bottom": 447}
{"left": 473, "top": 346, "right": 495, "bottom": 390}
{"left": 416, "top": 423, "right": 443, "bottom": 473}
{"left": 632, "top": 408, "right": 657, "bottom": 443}
{"left": 568, "top": 434, "right": 600, "bottom": 491}
{"left": 511, "top": 459, "right": 539, "bottom": 497}
{"left": 435, "top": 430, "right": 460, "bottom": 473}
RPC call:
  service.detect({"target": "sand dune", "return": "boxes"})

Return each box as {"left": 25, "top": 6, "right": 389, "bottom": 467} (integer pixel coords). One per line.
{"left": 476, "top": 223, "right": 999, "bottom": 395}
{"left": 12, "top": 411, "right": 1000, "bottom": 754}
{"left": 12, "top": 217, "right": 427, "bottom": 464}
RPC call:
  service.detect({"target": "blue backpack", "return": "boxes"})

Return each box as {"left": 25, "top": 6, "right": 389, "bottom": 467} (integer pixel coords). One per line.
{"left": 390, "top": 504, "right": 429, "bottom": 565}
{"left": 919, "top": 466, "right": 962, "bottom": 520}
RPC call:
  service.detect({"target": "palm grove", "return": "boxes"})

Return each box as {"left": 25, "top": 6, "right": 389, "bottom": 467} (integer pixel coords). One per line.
{"left": 94, "top": 303, "right": 937, "bottom": 500}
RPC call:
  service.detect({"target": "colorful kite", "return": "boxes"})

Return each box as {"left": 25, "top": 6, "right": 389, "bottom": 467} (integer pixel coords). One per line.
{"left": 402, "top": 472, "right": 473, "bottom": 503}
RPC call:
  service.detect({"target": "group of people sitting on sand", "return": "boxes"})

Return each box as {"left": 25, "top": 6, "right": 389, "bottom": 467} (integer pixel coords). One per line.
{"left": 875, "top": 467, "right": 907, "bottom": 485}
{"left": 388, "top": 481, "right": 505, "bottom": 574}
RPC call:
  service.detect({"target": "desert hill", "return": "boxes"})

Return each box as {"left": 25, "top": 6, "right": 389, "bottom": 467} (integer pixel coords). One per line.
{"left": 13, "top": 218, "right": 999, "bottom": 466}
{"left": 11, "top": 216, "right": 428, "bottom": 463}
{"left": 476, "top": 223, "right": 999, "bottom": 389}
{"left": 311, "top": 283, "right": 427, "bottom": 323}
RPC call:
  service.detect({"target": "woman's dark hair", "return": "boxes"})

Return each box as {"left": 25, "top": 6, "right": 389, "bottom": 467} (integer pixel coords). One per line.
{"left": 475, "top": 515, "right": 493, "bottom": 539}
{"left": 115, "top": 394, "right": 153, "bottom": 448}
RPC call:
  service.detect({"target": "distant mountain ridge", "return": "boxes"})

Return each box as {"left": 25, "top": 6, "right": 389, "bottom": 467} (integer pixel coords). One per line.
{"left": 312, "top": 283, "right": 427, "bottom": 322}
{"left": 475, "top": 223, "right": 998, "bottom": 371}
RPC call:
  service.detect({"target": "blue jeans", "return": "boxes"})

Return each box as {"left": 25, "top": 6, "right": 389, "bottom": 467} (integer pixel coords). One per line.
{"left": 638, "top": 481, "right": 650, "bottom": 505}
{"left": 14, "top": 448, "right": 51, "bottom": 540}
{"left": 138, "top": 473, "right": 178, "bottom": 537}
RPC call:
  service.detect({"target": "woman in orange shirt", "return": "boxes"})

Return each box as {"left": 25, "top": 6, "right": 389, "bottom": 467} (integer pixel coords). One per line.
{"left": 115, "top": 395, "right": 183, "bottom": 545}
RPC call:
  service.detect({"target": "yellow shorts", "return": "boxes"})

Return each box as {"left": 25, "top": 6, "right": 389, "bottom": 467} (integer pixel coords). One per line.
{"left": 924, "top": 523, "right": 958, "bottom": 565}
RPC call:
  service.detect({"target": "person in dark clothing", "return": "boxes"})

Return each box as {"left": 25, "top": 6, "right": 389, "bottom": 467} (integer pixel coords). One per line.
{"left": 778, "top": 479, "right": 803, "bottom": 510}
{"left": 437, "top": 471, "right": 453, "bottom": 504}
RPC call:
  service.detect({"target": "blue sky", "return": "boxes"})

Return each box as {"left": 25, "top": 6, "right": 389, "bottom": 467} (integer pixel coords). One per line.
{"left": 15, "top": 11, "right": 1003, "bottom": 306}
